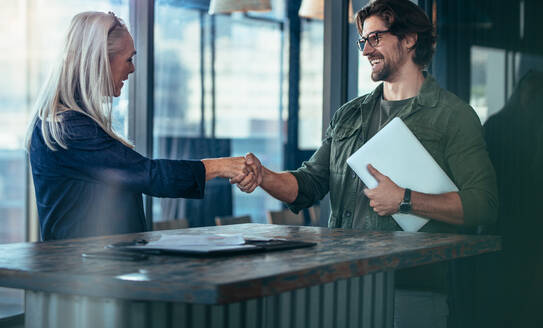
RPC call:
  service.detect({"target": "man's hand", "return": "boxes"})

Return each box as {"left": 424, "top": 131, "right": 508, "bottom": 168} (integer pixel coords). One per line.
{"left": 230, "top": 153, "right": 262, "bottom": 193}
{"left": 363, "top": 164, "right": 404, "bottom": 216}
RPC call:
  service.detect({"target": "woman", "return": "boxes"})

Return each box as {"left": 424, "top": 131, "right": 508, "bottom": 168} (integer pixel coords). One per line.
{"left": 25, "top": 12, "right": 260, "bottom": 240}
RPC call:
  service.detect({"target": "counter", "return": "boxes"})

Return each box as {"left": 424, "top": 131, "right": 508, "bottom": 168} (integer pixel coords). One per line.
{"left": 0, "top": 223, "right": 501, "bottom": 328}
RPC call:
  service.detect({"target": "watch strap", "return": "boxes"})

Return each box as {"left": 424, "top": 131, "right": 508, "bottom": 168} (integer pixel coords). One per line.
{"left": 399, "top": 188, "right": 412, "bottom": 213}
{"left": 403, "top": 188, "right": 411, "bottom": 203}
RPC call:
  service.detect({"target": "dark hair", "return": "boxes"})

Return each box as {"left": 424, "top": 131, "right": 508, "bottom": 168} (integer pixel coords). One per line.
{"left": 355, "top": 0, "right": 436, "bottom": 68}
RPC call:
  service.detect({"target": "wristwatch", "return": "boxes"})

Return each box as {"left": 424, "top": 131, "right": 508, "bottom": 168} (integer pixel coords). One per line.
{"left": 399, "top": 188, "right": 412, "bottom": 213}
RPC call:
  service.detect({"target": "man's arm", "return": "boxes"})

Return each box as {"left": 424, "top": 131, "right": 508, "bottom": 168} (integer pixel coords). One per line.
{"left": 363, "top": 164, "right": 464, "bottom": 225}
{"left": 260, "top": 167, "right": 299, "bottom": 203}
{"left": 233, "top": 112, "right": 336, "bottom": 210}
{"left": 409, "top": 191, "right": 463, "bottom": 225}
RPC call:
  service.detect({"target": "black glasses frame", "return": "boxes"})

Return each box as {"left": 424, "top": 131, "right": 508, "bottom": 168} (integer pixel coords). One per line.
{"left": 357, "top": 30, "right": 390, "bottom": 51}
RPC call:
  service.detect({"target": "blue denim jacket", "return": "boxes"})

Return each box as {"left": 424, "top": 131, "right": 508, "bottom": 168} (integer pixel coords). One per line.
{"left": 29, "top": 111, "right": 205, "bottom": 240}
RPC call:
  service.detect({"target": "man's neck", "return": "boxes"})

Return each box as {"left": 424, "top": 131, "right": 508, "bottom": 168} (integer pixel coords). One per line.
{"left": 382, "top": 65, "right": 425, "bottom": 101}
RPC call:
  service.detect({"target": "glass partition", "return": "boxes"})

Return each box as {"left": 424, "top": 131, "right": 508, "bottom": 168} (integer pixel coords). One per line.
{"left": 153, "top": 0, "right": 328, "bottom": 226}
{"left": 153, "top": 1, "right": 285, "bottom": 225}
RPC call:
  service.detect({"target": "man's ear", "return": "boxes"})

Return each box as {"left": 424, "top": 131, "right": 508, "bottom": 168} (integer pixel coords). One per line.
{"left": 404, "top": 33, "right": 418, "bottom": 51}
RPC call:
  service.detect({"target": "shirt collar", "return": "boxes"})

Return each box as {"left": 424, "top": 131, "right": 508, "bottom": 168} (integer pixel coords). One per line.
{"left": 361, "top": 72, "right": 441, "bottom": 109}
{"left": 414, "top": 73, "right": 440, "bottom": 108}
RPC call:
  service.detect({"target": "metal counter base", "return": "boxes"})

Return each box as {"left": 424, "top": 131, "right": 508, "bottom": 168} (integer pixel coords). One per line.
{"left": 25, "top": 271, "right": 394, "bottom": 328}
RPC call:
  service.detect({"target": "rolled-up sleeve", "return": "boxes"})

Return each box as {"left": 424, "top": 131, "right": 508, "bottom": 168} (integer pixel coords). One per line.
{"left": 445, "top": 109, "right": 498, "bottom": 226}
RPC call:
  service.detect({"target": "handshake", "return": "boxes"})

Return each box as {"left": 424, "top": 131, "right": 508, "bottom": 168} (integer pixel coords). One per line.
{"left": 202, "top": 153, "right": 263, "bottom": 193}
{"left": 228, "top": 153, "right": 263, "bottom": 193}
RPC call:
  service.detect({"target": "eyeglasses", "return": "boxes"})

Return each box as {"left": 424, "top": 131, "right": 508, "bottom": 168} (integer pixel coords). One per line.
{"left": 357, "top": 30, "right": 390, "bottom": 51}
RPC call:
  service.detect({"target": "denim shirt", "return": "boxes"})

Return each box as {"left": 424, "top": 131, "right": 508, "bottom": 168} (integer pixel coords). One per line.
{"left": 29, "top": 111, "right": 206, "bottom": 240}
{"left": 288, "top": 75, "right": 498, "bottom": 233}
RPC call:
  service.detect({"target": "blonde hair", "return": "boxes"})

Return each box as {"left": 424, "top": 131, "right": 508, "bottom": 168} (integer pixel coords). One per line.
{"left": 25, "top": 11, "right": 133, "bottom": 151}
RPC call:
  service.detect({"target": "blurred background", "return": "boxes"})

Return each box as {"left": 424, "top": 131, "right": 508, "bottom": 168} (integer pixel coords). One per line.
{"left": 1, "top": 0, "right": 542, "bottom": 325}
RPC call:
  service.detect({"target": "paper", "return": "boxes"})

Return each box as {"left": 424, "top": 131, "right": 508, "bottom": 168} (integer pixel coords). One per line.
{"left": 147, "top": 233, "right": 246, "bottom": 247}
{"left": 126, "top": 233, "right": 257, "bottom": 253}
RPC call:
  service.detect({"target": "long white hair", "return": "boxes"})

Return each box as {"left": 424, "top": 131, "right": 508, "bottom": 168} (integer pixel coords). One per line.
{"left": 25, "top": 11, "right": 133, "bottom": 151}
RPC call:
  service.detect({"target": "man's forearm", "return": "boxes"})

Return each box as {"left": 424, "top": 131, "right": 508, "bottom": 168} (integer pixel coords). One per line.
{"left": 260, "top": 167, "right": 298, "bottom": 203}
{"left": 411, "top": 191, "right": 464, "bottom": 225}
{"left": 364, "top": 165, "right": 464, "bottom": 225}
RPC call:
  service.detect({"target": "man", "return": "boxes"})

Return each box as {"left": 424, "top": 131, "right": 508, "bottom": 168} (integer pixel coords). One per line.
{"left": 236, "top": 0, "right": 497, "bottom": 325}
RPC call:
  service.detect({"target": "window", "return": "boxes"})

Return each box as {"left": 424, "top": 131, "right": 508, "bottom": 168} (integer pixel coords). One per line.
{"left": 153, "top": 2, "right": 286, "bottom": 225}
{"left": 299, "top": 19, "right": 324, "bottom": 150}
{"left": 470, "top": 46, "right": 508, "bottom": 124}
{"left": 358, "top": 54, "right": 380, "bottom": 97}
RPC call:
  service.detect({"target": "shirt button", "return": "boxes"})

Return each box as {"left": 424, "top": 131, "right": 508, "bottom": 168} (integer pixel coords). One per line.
{"left": 345, "top": 211, "right": 352, "bottom": 217}
{"left": 351, "top": 172, "right": 356, "bottom": 178}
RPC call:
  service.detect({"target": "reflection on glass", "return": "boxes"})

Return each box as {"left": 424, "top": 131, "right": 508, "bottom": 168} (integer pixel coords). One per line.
{"left": 0, "top": 0, "right": 128, "bottom": 318}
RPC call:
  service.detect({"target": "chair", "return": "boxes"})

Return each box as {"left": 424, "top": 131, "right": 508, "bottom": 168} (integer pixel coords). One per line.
{"left": 266, "top": 209, "right": 304, "bottom": 226}
{"left": 153, "top": 218, "right": 189, "bottom": 231}
{"left": 307, "top": 205, "right": 321, "bottom": 226}
{"left": 215, "top": 215, "right": 252, "bottom": 226}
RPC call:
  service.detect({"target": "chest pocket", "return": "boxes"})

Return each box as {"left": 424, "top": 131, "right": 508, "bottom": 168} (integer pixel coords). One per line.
{"left": 411, "top": 125, "right": 446, "bottom": 169}
{"left": 330, "top": 127, "right": 358, "bottom": 173}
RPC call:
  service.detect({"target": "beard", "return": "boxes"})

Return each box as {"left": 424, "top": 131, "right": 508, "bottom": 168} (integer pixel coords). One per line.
{"left": 371, "top": 59, "right": 391, "bottom": 82}
{"left": 369, "top": 43, "right": 407, "bottom": 82}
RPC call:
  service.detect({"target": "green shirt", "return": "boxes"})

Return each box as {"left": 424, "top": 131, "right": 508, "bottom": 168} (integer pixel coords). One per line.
{"left": 288, "top": 75, "right": 498, "bottom": 233}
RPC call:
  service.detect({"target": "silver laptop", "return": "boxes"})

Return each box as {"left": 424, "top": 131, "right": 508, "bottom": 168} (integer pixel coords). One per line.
{"left": 346, "top": 117, "right": 458, "bottom": 232}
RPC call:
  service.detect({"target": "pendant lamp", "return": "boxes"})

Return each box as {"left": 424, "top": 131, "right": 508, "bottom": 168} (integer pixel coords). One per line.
{"left": 209, "top": 0, "right": 272, "bottom": 15}
{"left": 299, "top": 0, "right": 354, "bottom": 22}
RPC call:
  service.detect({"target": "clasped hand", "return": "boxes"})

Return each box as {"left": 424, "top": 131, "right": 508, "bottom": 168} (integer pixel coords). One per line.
{"left": 229, "top": 153, "right": 263, "bottom": 193}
